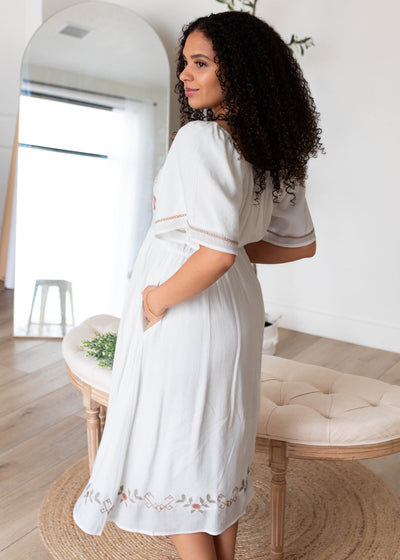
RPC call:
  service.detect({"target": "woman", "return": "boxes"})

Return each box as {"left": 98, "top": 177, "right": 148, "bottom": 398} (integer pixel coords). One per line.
{"left": 73, "top": 11, "right": 323, "bottom": 560}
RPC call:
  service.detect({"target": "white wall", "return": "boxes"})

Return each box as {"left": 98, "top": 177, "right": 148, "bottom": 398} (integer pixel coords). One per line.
{"left": 254, "top": 1, "right": 400, "bottom": 352}
{"left": 3, "top": 0, "right": 400, "bottom": 352}
{"left": 0, "top": 0, "right": 42, "bottom": 237}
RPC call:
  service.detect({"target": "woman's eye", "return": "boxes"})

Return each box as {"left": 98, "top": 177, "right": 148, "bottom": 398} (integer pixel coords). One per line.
{"left": 181, "top": 59, "right": 206, "bottom": 69}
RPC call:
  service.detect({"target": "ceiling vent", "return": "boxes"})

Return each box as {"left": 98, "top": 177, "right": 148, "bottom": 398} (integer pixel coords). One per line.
{"left": 59, "top": 25, "right": 91, "bottom": 39}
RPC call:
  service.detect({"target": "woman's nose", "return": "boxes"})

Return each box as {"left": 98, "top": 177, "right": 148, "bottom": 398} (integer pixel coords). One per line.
{"left": 179, "top": 65, "right": 192, "bottom": 82}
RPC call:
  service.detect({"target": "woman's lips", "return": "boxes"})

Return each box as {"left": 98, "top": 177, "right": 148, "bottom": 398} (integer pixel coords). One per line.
{"left": 185, "top": 88, "right": 198, "bottom": 97}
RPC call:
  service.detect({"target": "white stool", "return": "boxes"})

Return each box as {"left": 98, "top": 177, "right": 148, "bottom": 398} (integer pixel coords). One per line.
{"left": 27, "top": 279, "right": 75, "bottom": 335}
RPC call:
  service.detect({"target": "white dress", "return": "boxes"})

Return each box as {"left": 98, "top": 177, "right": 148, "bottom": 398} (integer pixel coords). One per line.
{"left": 73, "top": 120, "right": 315, "bottom": 536}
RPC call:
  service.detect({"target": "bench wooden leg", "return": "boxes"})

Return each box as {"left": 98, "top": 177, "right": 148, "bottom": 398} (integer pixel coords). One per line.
{"left": 85, "top": 403, "right": 100, "bottom": 475}
{"left": 82, "top": 385, "right": 101, "bottom": 474}
{"left": 269, "top": 439, "right": 288, "bottom": 560}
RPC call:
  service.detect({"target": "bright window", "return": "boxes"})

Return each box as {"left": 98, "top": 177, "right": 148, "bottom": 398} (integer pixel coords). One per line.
{"left": 15, "top": 90, "right": 153, "bottom": 336}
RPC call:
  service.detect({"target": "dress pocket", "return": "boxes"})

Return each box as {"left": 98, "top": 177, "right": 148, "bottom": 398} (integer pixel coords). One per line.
{"left": 142, "top": 304, "right": 163, "bottom": 336}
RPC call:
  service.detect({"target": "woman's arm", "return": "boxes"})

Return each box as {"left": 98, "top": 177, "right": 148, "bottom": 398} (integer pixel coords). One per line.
{"left": 143, "top": 246, "right": 235, "bottom": 327}
{"left": 244, "top": 239, "right": 316, "bottom": 264}
{"left": 143, "top": 240, "right": 316, "bottom": 327}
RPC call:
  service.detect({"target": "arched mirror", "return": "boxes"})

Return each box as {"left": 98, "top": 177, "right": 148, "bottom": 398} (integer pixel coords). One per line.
{"left": 13, "top": 1, "right": 170, "bottom": 337}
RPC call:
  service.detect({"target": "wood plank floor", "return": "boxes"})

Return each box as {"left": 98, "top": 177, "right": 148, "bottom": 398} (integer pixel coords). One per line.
{"left": 0, "top": 282, "right": 399, "bottom": 558}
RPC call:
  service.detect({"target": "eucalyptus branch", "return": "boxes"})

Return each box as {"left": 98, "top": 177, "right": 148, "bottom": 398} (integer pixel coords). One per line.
{"left": 214, "top": 0, "right": 314, "bottom": 56}
{"left": 215, "top": 0, "right": 259, "bottom": 15}
{"left": 287, "top": 34, "right": 315, "bottom": 56}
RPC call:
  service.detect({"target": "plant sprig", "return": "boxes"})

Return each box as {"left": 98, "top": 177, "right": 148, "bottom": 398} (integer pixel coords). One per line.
{"left": 287, "top": 34, "right": 315, "bottom": 56}
{"left": 216, "top": 0, "right": 259, "bottom": 15}
{"left": 81, "top": 331, "right": 117, "bottom": 369}
{"left": 215, "top": 0, "right": 314, "bottom": 56}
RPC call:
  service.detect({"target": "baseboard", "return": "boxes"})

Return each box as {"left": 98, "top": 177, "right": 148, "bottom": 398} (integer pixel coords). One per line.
{"left": 263, "top": 300, "right": 400, "bottom": 353}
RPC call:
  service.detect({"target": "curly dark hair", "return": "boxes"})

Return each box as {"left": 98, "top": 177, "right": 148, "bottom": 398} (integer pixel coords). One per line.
{"left": 175, "top": 11, "right": 325, "bottom": 203}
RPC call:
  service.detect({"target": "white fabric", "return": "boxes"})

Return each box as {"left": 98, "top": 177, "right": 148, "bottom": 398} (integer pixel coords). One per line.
{"left": 262, "top": 183, "right": 315, "bottom": 247}
{"left": 153, "top": 120, "right": 315, "bottom": 254}
{"left": 72, "top": 120, "right": 314, "bottom": 537}
{"left": 258, "top": 355, "right": 400, "bottom": 445}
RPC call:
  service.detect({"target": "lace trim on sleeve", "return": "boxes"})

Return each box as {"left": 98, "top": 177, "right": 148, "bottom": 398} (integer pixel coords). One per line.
{"left": 155, "top": 213, "right": 187, "bottom": 224}
{"left": 188, "top": 221, "right": 238, "bottom": 246}
{"left": 153, "top": 215, "right": 239, "bottom": 253}
{"left": 264, "top": 227, "right": 316, "bottom": 248}
{"left": 266, "top": 227, "right": 315, "bottom": 240}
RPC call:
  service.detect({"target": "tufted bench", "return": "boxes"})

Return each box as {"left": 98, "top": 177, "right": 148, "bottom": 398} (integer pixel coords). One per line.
{"left": 63, "top": 315, "right": 400, "bottom": 559}
{"left": 257, "top": 354, "right": 400, "bottom": 559}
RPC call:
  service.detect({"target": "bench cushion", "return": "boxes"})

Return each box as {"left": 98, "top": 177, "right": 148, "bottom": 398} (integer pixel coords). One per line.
{"left": 258, "top": 355, "right": 400, "bottom": 446}
{"left": 64, "top": 316, "right": 400, "bottom": 448}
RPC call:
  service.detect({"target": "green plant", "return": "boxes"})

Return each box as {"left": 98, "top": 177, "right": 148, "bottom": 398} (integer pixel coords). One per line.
{"left": 81, "top": 331, "right": 117, "bottom": 369}
{"left": 216, "top": 0, "right": 259, "bottom": 15}
{"left": 287, "top": 34, "right": 314, "bottom": 56}
{"left": 215, "top": 0, "right": 314, "bottom": 56}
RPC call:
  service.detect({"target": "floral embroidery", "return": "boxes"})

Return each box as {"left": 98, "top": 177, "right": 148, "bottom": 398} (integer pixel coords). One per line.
{"left": 118, "top": 485, "right": 143, "bottom": 506}
{"left": 175, "top": 492, "right": 217, "bottom": 514}
{"left": 82, "top": 483, "right": 101, "bottom": 505}
{"left": 80, "top": 464, "right": 253, "bottom": 516}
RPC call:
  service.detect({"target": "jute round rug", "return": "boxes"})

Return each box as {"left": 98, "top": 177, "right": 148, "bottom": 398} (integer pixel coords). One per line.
{"left": 39, "top": 451, "right": 400, "bottom": 560}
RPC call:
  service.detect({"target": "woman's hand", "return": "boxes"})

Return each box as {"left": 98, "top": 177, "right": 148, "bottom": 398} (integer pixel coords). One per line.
{"left": 142, "top": 246, "right": 235, "bottom": 320}
{"left": 142, "top": 285, "right": 167, "bottom": 330}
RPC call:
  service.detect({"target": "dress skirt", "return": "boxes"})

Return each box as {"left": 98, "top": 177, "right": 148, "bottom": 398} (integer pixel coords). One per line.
{"left": 73, "top": 226, "right": 265, "bottom": 536}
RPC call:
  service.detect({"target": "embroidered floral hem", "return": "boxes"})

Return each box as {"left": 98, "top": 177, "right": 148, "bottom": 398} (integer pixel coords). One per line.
{"left": 79, "top": 464, "right": 253, "bottom": 518}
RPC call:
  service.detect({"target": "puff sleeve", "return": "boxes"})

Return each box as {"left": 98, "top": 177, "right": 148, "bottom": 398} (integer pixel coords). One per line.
{"left": 179, "top": 122, "right": 245, "bottom": 256}
{"left": 262, "top": 184, "right": 316, "bottom": 248}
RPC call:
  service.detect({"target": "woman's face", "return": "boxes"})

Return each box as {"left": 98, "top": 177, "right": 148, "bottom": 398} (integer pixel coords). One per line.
{"left": 179, "top": 30, "right": 225, "bottom": 115}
